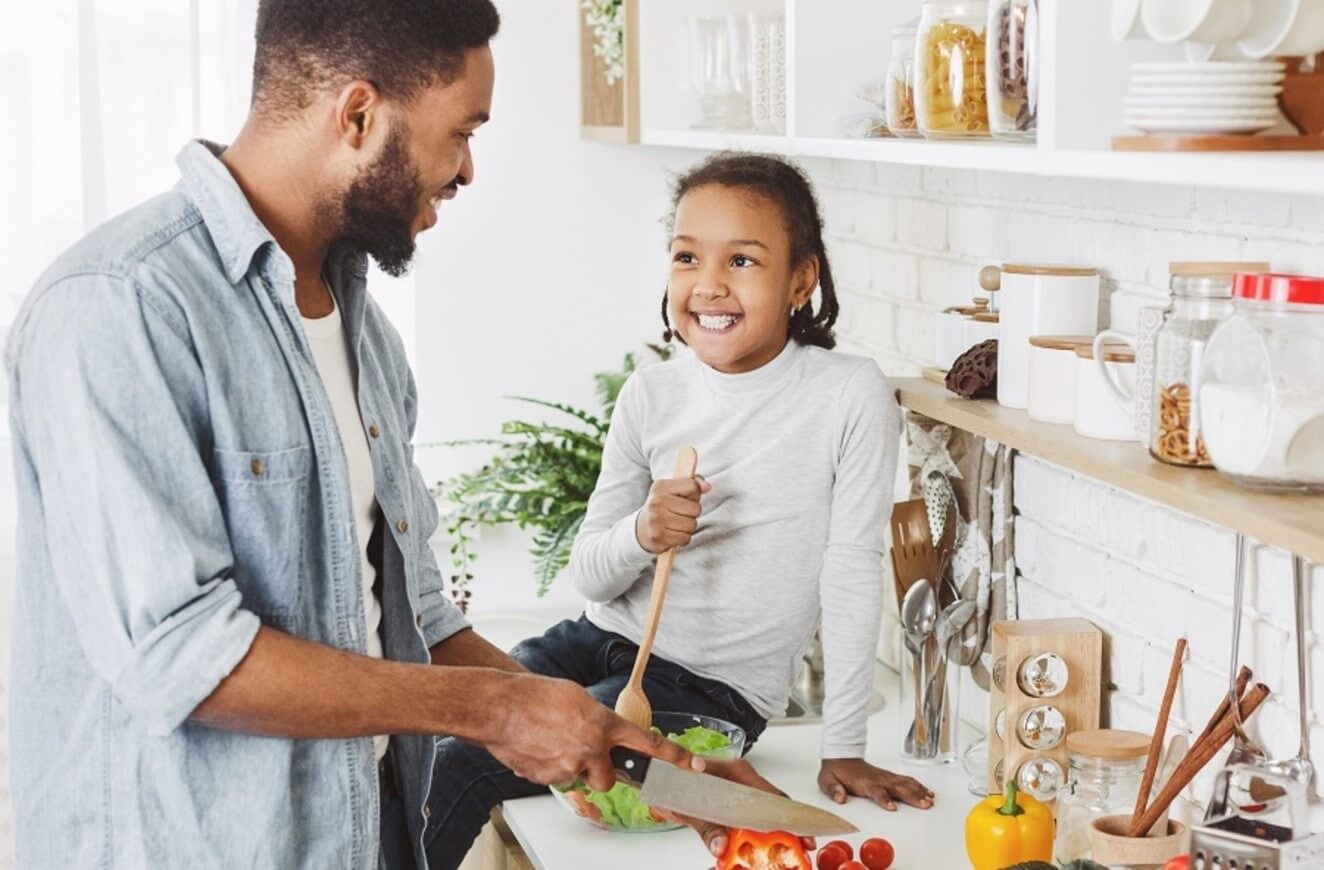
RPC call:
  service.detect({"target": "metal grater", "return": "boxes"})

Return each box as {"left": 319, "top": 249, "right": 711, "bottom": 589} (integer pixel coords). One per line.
{"left": 1190, "top": 825, "right": 1324, "bottom": 869}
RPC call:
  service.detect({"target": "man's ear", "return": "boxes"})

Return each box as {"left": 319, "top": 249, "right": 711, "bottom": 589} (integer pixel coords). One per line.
{"left": 333, "top": 80, "right": 384, "bottom": 148}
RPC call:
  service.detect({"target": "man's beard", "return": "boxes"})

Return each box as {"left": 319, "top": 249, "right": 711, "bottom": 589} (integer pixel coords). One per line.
{"left": 336, "top": 121, "right": 424, "bottom": 277}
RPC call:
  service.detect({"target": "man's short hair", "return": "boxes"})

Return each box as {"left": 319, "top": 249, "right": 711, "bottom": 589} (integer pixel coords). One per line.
{"left": 252, "top": 0, "right": 500, "bottom": 118}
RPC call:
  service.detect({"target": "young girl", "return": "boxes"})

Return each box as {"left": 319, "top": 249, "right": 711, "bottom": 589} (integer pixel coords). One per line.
{"left": 429, "top": 153, "right": 932, "bottom": 869}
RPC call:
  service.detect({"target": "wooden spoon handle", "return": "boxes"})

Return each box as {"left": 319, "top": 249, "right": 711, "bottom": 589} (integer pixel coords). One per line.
{"left": 626, "top": 447, "right": 699, "bottom": 690}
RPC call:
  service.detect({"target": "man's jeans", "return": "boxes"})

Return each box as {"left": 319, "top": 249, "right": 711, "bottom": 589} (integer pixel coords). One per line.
{"left": 411, "top": 615, "right": 768, "bottom": 870}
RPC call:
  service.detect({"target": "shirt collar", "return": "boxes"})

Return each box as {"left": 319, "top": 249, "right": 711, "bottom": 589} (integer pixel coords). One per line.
{"left": 177, "top": 140, "right": 280, "bottom": 285}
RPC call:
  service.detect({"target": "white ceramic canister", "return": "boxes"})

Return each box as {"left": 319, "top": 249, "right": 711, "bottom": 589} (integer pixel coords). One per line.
{"left": 1028, "top": 335, "right": 1090, "bottom": 424}
{"left": 997, "top": 263, "right": 1101, "bottom": 409}
{"left": 1074, "top": 340, "right": 1137, "bottom": 440}
{"left": 965, "top": 311, "right": 1001, "bottom": 349}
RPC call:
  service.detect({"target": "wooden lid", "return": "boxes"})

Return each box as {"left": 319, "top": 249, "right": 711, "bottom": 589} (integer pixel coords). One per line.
{"left": 1066, "top": 729, "right": 1151, "bottom": 760}
{"left": 1002, "top": 262, "right": 1099, "bottom": 277}
{"left": 1170, "top": 260, "right": 1271, "bottom": 277}
{"left": 1076, "top": 340, "right": 1136, "bottom": 363}
{"left": 971, "top": 312, "right": 1000, "bottom": 322}
{"left": 1029, "top": 334, "right": 1092, "bottom": 351}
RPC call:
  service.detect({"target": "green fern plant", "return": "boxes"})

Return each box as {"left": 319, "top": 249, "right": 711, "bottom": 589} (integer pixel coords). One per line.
{"left": 433, "top": 344, "right": 672, "bottom": 610}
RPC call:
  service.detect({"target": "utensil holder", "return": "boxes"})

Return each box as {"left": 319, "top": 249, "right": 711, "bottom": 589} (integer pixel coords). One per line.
{"left": 988, "top": 618, "right": 1103, "bottom": 802}
{"left": 1090, "top": 815, "right": 1189, "bottom": 867}
{"left": 899, "top": 614, "right": 960, "bottom": 764}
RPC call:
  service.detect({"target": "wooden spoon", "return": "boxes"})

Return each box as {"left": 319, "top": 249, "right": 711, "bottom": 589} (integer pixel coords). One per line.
{"left": 613, "top": 446, "right": 700, "bottom": 729}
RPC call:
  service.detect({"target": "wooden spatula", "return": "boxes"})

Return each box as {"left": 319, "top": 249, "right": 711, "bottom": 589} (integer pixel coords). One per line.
{"left": 614, "top": 446, "right": 700, "bottom": 729}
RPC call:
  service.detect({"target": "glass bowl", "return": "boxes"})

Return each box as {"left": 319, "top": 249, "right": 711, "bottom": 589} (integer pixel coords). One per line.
{"left": 549, "top": 711, "right": 746, "bottom": 833}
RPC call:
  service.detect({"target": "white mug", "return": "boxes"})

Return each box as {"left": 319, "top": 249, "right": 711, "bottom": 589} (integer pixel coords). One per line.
{"left": 1238, "top": 0, "right": 1324, "bottom": 59}
{"left": 1093, "top": 310, "right": 1165, "bottom": 445}
{"left": 1143, "top": 0, "right": 1253, "bottom": 44}
{"left": 1113, "top": 0, "right": 1147, "bottom": 40}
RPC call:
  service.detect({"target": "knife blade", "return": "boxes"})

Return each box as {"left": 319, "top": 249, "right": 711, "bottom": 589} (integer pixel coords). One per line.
{"left": 611, "top": 748, "right": 858, "bottom": 837}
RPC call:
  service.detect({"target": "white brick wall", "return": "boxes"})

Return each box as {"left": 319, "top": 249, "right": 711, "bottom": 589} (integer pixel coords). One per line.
{"left": 806, "top": 159, "right": 1324, "bottom": 813}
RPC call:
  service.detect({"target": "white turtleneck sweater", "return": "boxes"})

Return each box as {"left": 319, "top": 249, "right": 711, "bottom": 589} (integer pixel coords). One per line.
{"left": 570, "top": 340, "right": 901, "bottom": 758}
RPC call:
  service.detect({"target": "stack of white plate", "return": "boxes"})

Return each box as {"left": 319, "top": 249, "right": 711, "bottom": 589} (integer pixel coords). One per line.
{"left": 1124, "top": 60, "right": 1285, "bottom": 134}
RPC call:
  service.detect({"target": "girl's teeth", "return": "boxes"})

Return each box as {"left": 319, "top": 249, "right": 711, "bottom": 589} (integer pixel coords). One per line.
{"left": 697, "top": 314, "right": 738, "bottom": 330}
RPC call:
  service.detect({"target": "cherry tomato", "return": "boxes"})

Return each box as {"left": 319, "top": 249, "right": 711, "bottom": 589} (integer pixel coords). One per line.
{"left": 822, "top": 841, "right": 853, "bottom": 860}
{"left": 1163, "top": 857, "right": 1190, "bottom": 870}
{"left": 816, "top": 844, "right": 851, "bottom": 870}
{"left": 839, "top": 862, "right": 868, "bottom": 870}
{"left": 858, "top": 837, "right": 895, "bottom": 870}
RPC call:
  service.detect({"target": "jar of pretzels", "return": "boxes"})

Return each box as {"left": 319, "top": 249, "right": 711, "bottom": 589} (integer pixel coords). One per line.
{"left": 915, "top": 1, "right": 991, "bottom": 139}
{"left": 1149, "top": 262, "right": 1268, "bottom": 467}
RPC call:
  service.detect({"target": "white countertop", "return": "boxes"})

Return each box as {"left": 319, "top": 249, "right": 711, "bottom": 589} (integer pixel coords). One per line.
{"left": 501, "top": 669, "right": 979, "bottom": 870}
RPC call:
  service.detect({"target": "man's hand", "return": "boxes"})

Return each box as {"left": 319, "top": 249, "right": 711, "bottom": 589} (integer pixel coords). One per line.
{"left": 657, "top": 757, "right": 816, "bottom": 859}
{"left": 817, "top": 758, "right": 934, "bottom": 811}
{"left": 635, "top": 475, "right": 711, "bottom": 554}
{"left": 482, "top": 673, "right": 695, "bottom": 791}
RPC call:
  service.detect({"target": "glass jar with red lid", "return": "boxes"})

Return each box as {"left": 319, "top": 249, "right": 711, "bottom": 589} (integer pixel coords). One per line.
{"left": 1199, "top": 273, "right": 1324, "bottom": 492}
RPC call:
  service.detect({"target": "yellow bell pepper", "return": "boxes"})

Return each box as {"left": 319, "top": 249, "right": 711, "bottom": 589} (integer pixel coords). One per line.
{"left": 964, "top": 779, "right": 1054, "bottom": 870}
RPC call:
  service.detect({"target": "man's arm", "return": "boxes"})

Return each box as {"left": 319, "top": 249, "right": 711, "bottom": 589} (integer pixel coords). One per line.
{"left": 192, "top": 625, "right": 688, "bottom": 790}
{"left": 430, "top": 627, "right": 526, "bottom": 672}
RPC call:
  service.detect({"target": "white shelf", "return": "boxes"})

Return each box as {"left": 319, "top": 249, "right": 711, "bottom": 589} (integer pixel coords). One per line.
{"left": 628, "top": 0, "right": 1324, "bottom": 194}
{"left": 640, "top": 128, "right": 791, "bottom": 153}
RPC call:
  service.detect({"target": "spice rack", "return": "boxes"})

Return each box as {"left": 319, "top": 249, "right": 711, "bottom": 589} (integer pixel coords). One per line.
{"left": 894, "top": 377, "right": 1324, "bottom": 565}
{"left": 987, "top": 618, "right": 1103, "bottom": 801}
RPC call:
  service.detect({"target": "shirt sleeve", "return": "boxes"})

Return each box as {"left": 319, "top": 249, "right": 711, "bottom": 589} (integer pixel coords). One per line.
{"left": 818, "top": 361, "right": 901, "bottom": 759}
{"left": 8, "top": 275, "right": 260, "bottom": 737}
{"left": 400, "top": 348, "right": 470, "bottom": 649}
{"left": 567, "top": 374, "right": 656, "bottom": 603}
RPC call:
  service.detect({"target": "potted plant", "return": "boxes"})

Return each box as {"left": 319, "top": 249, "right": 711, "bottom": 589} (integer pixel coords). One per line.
{"left": 432, "top": 344, "right": 672, "bottom": 612}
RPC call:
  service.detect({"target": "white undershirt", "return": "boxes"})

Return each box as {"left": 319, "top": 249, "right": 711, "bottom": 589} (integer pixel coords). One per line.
{"left": 302, "top": 295, "right": 389, "bottom": 762}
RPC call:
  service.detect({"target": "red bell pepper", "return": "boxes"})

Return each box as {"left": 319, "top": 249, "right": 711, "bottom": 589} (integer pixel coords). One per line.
{"left": 718, "top": 830, "right": 812, "bottom": 870}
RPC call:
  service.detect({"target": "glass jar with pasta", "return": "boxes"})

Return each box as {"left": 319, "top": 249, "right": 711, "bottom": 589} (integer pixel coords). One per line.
{"left": 985, "top": 0, "right": 1037, "bottom": 140}
{"left": 886, "top": 20, "right": 920, "bottom": 138}
{"left": 915, "top": 1, "right": 991, "bottom": 139}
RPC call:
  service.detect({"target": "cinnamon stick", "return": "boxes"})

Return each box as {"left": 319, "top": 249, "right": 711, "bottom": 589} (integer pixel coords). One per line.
{"left": 1131, "top": 637, "right": 1187, "bottom": 829}
{"left": 1127, "top": 682, "right": 1271, "bottom": 838}
{"left": 1198, "top": 665, "right": 1252, "bottom": 743}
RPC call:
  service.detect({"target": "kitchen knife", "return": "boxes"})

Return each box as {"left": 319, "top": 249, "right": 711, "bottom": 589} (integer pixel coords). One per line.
{"left": 611, "top": 748, "right": 858, "bottom": 837}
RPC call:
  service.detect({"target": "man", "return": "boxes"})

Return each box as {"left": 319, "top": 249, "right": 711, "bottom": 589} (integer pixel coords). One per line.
{"left": 6, "top": 2, "right": 777, "bottom": 867}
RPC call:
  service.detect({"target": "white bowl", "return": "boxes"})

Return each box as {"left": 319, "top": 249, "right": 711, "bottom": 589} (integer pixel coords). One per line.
{"left": 1124, "top": 115, "right": 1279, "bottom": 133}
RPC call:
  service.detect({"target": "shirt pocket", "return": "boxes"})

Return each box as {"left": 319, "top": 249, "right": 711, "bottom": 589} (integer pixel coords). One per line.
{"left": 212, "top": 445, "right": 311, "bottom": 625}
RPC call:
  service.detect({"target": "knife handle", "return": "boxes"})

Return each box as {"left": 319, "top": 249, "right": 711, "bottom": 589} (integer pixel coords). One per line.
{"left": 609, "top": 746, "right": 653, "bottom": 786}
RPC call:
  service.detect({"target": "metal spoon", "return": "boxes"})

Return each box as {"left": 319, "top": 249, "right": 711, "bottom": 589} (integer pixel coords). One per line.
{"left": 901, "top": 580, "right": 938, "bottom": 756}
{"left": 923, "top": 598, "right": 978, "bottom": 749}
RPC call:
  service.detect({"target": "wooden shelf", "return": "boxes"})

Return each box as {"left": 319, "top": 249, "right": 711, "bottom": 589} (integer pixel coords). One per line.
{"left": 894, "top": 377, "right": 1324, "bottom": 564}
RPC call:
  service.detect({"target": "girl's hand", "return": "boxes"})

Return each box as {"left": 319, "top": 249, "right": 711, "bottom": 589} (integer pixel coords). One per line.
{"left": 817, "top": 758, "right": 935, "bottom": 811}
{"left": 634, "top": 475, "right": 711, "bottom": 554}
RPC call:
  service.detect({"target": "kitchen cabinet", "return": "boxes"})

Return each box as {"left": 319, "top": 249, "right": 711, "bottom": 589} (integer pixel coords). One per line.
{"left": 497, "top": 667, "right": 977, "bottom": 869}
{"left": 894, "top": 377, "right": 1324, "bottom": 564}
{"left": 630, "top": 0, "right": 1324, "bottom": 194}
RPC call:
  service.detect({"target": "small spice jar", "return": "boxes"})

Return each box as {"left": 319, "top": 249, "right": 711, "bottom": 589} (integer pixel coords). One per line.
{"left": 985, "top": 0, "right": 1038, "bottom": 140}
{"left": 1150, "top": 262, "right": 1268, "bottom": 467}
{"left": 1052, "top": 730, "right": 1151, "bottom": 864}
{"left": 886, "top": 20, "right": 920, "bottom": 138}
{"left": 1200, "top": 272, "right": 1324, "bottom": 492}
{"left": 915, "top": 1, "right": 991, "bottom": 139}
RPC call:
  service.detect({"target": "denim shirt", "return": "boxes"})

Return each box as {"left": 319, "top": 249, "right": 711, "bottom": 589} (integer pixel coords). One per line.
{"left": 5, "top": 141, "right": 469, "bottom": 869}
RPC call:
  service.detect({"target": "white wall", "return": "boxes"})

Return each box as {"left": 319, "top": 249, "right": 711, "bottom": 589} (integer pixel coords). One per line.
{"left": 411, "top": 0, "right": 701, "bottom": 622}
{"left": 810, "top": 161, "right": 1324, "bottom": 814}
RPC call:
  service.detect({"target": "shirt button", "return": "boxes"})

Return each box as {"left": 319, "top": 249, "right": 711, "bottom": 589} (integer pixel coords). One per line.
{"left": 416, "top": 614, "right": 425, "bottom": 628}
{"left": 369, "top": 424, "right": 381, "bottom": 439}
{"left": 423, "top": 803, "right": 432, "bottom": 819}
{"left": 250, "top": 458, "right": 266, "bottom": 477}
{"left": 397, "top": 519, "right": 410, "bottom": 534}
